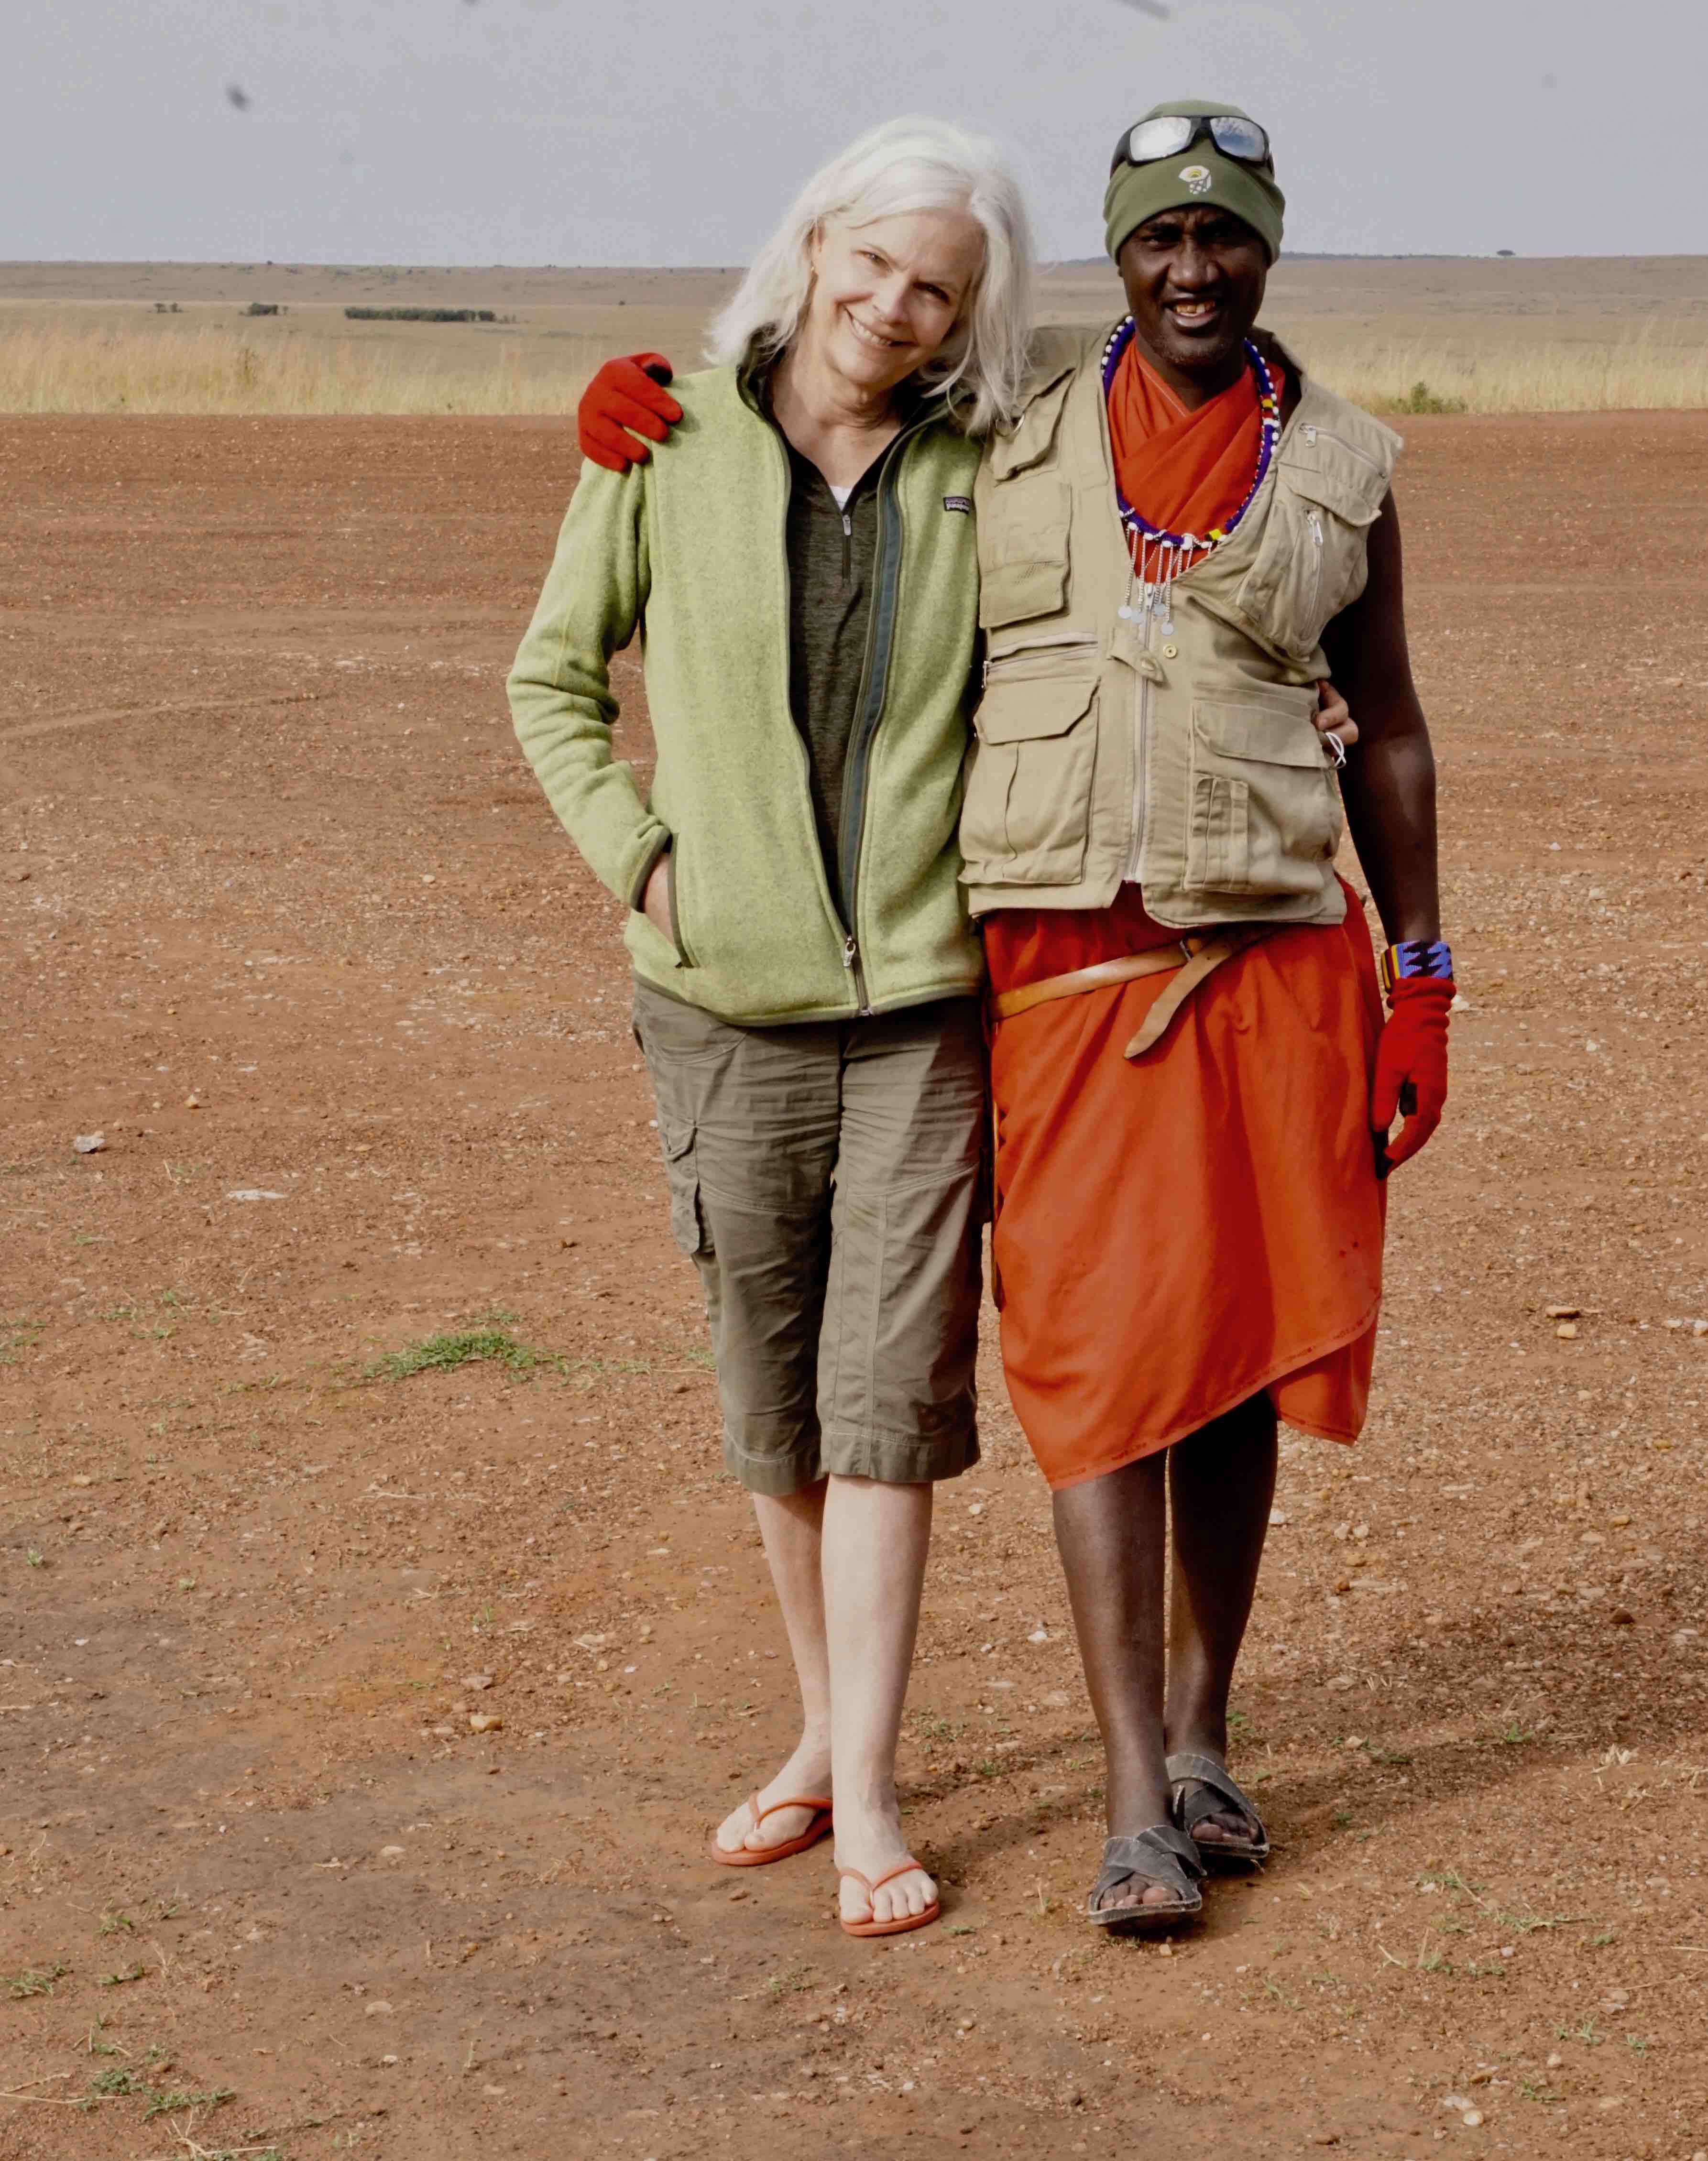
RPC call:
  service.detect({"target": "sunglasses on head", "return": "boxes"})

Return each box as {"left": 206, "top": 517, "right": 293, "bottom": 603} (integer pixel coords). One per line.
{"left": 1113, "top": 113, "right": 1272, "bottom": 172}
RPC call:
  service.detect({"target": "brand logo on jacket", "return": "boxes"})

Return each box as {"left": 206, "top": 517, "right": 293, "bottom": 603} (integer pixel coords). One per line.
{"left": 1179, "top": 164, "right": 1213, "bottom": 195}
{"left": 943, "top": 495, "right": 973, "bottom": 514}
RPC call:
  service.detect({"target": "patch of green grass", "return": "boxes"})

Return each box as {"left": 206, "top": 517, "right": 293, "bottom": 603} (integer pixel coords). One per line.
{"left": 25, "top": 1548, "right": 45, "bottom": 1568}
{"left": 8, "top": 1962, "right": 70, "bottom": 1997}
{"left": 1262, "top": 1976, "right": 1301, "bottom": 2008}
{"left": 1587, "top": 1927, "right": 1617, "bottom": 1948}
{"left": 143, "top": 2084, "right": 237, "bottom": 2119}
{"left": 910, "top": 1711, "right": 964, "bottom": 1743}
{"left": 98, "top": 1910, "right": 137, "bottom": 1936}
{"left": 0, "top": 1318, "right": 45, "bottom": 1364}
{"left": 1498, "top": 1720, "right": 1537, "bottom": 1746}
{"left": 88, "top": 2066, "right": 146, "bottom": 2096}
{"left": 1519, "top": 2076, "right": 1559, "bottom": 2102}
{"left": 97, "top": 1961, "right": 147, "bottom": 1987}
{"left": 1557, "top": 2017, "right": 1603, "bottom": 2046}
{"left": 1626, "top": 2033, "right": 1650, "bottom": 2058}
{"left": 364, "top": 1324, "right": 558, "bottom": 1382}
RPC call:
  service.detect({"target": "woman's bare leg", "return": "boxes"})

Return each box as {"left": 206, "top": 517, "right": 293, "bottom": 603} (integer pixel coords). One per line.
{"left": 712, "top": 1478, "right": 834, "bottom": 1855}
{"left": 822, "top": 1473, "right": 937, "bottom": 1925}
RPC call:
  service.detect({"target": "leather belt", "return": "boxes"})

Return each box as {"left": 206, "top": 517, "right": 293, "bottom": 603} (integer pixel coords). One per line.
{"left": 989, "top": 926, "right": 1277, "bottom": 1060}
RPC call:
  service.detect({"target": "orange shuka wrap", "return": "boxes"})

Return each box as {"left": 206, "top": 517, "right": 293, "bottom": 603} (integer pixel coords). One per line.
{"left": 984, "top": 341, "right": 1387, "bottom": 1491}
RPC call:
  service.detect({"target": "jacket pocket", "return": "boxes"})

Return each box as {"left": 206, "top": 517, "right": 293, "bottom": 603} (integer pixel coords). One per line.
{"left": 1186, "top": 688, "right": 1343, "bottom": 897}
{"left": 666, "top": 842, "right": 696, "bottom": 969}
{"left": 961, "top": 664, "right": 1099, "bottom": 885}
{"left": 978, "top": 475, "right": 1071, "bottom": 629}
{"left": 1234, "top": 452, "right": 1387, "bottom": 660}
{"left": 658, "top": 1113, "right": 710, "bottom": 1257}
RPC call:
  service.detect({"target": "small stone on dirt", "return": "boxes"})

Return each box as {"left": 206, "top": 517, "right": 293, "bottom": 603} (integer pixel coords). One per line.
{"left": 462, "top": 1673, "right": 494, "bottom": 1690}
{"left": 1461, "top": 2110, "right": 1483, "bottom": 2128}
{"left": 365, "top": 2000, "right": 394, "bottom": 2016}
{"left": 72, "top": 1132, "right": 107, "bottom": 1154}
{"left": 1546, "top": 1305, "right": 1582, "bottom": 1320}
{"left": 468, "top": 1712, "right": 502, "bottom": 1733}
{"left": 1556, "top": 1321, "right": 1578, "bottom": 1339}
{"left": 1610, "top": 1608, "right": 1635, "bottom": 1626}
{"left": 380, "top": 1844, "right": 405, "bottom": 1857}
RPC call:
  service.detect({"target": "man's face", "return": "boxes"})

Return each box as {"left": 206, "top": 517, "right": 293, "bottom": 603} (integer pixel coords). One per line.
{"left": 1117, "top": 204, "right": 1270, "bottom": 386}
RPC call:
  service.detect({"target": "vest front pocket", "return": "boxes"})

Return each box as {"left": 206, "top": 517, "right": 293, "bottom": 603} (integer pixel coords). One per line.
{"left": 961, "top": 666, "right": 1099, "bottom": 886}
{"left": 1233, "top": 448, "right": 1387, "bottom": 661}
{"left": 1185, "top": 689, "right": 1343, "bottom": 897}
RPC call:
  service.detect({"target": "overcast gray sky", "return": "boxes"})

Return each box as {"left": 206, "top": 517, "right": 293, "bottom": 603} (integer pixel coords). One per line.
{"left": 6, "top": 0, "right": 1704, "bottom": 264}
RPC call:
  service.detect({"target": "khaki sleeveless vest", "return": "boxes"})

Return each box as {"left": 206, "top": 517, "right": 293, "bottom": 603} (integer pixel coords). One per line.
{"left": 960, "top": 325, "right": 1402, "bottom": 929}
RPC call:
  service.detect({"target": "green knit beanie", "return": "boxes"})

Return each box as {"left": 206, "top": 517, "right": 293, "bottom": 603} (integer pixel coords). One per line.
{"left": 1104, "top": 98, "right": 1285, "bottom": 263}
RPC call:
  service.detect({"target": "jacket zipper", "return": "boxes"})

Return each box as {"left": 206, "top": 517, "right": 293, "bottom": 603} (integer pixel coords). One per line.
{"left": 841, "top": 508, "right": 854, "bottom": 584}
{"left": 1301, "top": 422, "right": 1387, "bottom": 477}
{"left": 834, "top": 411, "right": 933, "bottom": 1017}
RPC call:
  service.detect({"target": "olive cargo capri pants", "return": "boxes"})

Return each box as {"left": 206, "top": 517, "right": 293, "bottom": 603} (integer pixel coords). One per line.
{"left": 632, "top": 980, "right": 986, "bottom": 1496}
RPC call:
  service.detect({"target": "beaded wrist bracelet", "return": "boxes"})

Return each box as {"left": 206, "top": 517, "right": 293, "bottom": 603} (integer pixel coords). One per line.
{"left": 1378, "top": 939, "right": 1455, "bottom": 997}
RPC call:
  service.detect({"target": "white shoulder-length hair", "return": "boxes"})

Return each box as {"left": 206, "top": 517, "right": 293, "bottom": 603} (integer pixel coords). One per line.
{"left": 705, "top": 116, "right": 1036, "bottom": 438}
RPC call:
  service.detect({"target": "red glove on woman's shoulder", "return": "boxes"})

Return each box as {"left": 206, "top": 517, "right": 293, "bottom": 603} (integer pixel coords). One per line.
{"left": 1371, "top": 973, "right": 1452, "bottom": 1174}
{"left": 577, "top": 352, "right": 682, "bottom": 472}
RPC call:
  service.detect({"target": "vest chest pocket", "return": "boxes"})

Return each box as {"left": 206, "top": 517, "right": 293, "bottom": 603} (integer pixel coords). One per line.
{"left": 1235, "top": 441, "right": 1388, "bottom": 661}
{"left": 978, "top": 475, "right": 1072, "bottom": 629}
{"left": 1186, "top": 689, "right": 1344, "bottom": 898}
{"left": 961, "top": 655, "right": 1099, "bottom": 886}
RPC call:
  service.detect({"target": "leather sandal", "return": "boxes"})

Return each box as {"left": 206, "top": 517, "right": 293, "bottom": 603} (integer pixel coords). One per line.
{"left": 837, "top": 1858, "right": 941, "bottom": 1938}
{"left": 1167, "top": 1750, "right": 1270, "bottom": 1870}
{"left": 707, "top": 1793, "right": 833, "bottom": 1869}
{"left": 1085, "top": 1823, "right": 1204, "bottom": 1934}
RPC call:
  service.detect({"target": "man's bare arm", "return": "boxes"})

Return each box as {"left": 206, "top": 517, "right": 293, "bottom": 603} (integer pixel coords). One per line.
{"left": 1321, "top": 491, "right": 1440, "bottom": 946}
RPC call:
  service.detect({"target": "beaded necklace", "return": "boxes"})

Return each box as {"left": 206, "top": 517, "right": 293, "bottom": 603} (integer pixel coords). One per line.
{"left": 1100, "top": 315, "right": 1281, "bottom": 633}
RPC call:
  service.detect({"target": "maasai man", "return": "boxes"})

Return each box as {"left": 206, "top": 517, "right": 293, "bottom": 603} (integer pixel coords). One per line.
{"left": 572, "top": 101, "right": 1451, "bottom": 1936}
{"left": 961, "top": 101, "right": 1448, "bottom": 1931}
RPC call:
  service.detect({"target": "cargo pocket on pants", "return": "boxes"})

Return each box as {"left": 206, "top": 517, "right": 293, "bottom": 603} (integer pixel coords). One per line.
{"left": 659, "top": 1115, "right": 709, "bottom": 1257}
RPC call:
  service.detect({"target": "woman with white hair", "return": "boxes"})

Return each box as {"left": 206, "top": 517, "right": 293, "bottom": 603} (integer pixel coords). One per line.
{"left": 509, "top": 118, "right": 1035, "bottom": 1937}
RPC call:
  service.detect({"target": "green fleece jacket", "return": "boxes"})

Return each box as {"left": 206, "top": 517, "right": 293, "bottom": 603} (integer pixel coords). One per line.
{"left": 507, "top": 365, "right": 986, "bottom": 1024}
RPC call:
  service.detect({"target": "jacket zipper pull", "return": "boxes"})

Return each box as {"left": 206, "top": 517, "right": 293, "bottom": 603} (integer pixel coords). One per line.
{"left": 843, "top": 934, "right": 859, "bottom": 971}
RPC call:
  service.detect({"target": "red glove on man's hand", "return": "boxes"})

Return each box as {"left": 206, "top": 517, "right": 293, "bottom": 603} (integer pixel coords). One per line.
{"left": 577, "top": 352, "right": 682, "bottom": 473}
{"left": 1370, "top": 974, "right": 1452, "bottom": 1174}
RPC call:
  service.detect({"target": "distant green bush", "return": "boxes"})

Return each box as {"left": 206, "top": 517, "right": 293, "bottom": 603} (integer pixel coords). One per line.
{"left": 1388, "top": 378, "right": 1468, "bottom": 416}
{"left": 343, "top": 306, "right": 496, "bottom": 324}
{"left": 245, "top": 301, "right": 284, "bottom": 317}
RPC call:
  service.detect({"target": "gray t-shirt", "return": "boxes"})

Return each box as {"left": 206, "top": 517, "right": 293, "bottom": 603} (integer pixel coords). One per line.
{"left": 780, "top": 434, "right": 887, "bottom": 897}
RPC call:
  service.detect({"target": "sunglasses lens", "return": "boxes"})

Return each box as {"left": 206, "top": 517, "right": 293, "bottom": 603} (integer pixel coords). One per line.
{"left": 1209, "top": 116, "right": 1270, "bottom": 162}
{"left": 1126, "top": 117, "right": 1196, "bottom": 164}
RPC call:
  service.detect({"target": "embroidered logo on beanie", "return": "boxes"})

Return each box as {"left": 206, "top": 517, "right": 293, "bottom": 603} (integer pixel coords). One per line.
{"left": 1179, "top": 164, "right": 1213, "bottom": 195}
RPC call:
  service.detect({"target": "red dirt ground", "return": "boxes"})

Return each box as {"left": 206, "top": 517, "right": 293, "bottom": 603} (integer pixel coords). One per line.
{"left": 2, "top": 411, "right": 1706, "bottom": 2161}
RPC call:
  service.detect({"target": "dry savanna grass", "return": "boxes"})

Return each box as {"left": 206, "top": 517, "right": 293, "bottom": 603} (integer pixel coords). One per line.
{"left": 2, "top": 259, "right": 1705, "bottom": 415}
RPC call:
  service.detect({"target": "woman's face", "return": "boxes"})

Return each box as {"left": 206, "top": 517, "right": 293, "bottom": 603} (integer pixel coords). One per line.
{"left": 803, "top": 210, "right": 985, "bottom": 400}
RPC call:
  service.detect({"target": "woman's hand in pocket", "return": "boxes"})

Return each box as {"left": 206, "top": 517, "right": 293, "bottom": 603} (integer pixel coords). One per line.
{"left": 642, "top": 851, "right": 675, "bottom": 944}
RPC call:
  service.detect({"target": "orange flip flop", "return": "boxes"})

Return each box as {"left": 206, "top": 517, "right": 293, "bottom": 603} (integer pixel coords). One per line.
{"left": 837, "top": 1858, "right": 941, "bottom": 1938}
{"left": 708, "top": 1793, "right": 833, "bottom": 1868}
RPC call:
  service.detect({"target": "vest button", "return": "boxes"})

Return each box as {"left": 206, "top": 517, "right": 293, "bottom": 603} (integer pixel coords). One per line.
{"left": 1161, "top": 642, "right": 1179, "bottom": 660}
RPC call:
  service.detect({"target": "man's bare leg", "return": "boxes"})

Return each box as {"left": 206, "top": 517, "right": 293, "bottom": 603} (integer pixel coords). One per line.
{"left": 1164, "top": 1395, "right": 1278, "bottom": 1849}
{"left": 822, "top": 1474, "right": 937, "bottom": 1926}
{"left": 1051, "top": 1452, "right": 1179, "bottom": 1914}
{"left": 712, "top": 1478, "right": 834, "bottom": 1855}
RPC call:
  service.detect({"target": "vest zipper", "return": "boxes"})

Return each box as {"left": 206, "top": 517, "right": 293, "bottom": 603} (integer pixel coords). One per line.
{"left": 983, "top": 630, "right": 1098, "bottom": 685}
{"left": 835, "top": 413, "right": 931, "bottom": 1018}
{"left": 1302, "top": 422, "right": 1387, "bottom": 477}
{"left": 1306, "top": 509, "right": 1325, "bottom": 623}
{"left": 841, "top": 508, "right": 854, "bottom": 585}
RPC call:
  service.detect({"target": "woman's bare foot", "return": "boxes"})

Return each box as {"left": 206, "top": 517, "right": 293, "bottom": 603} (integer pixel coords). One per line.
{"left": 832, "top": 1795, "right": 936, "bottom": 1927}
{"left": 712, "top": 1734, "right": 833, "bottom": 1858}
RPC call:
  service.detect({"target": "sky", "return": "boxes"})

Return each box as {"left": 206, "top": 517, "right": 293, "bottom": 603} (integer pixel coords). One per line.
{"left": 5, "top": 0, "right": 1705, "bottom": 265}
